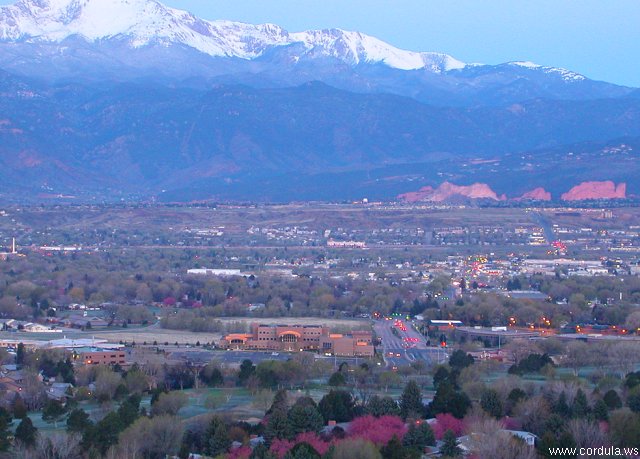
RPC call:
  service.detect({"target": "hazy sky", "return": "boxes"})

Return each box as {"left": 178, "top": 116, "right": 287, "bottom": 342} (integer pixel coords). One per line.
{"left": 1, "top": 0, "right": 638, "bottom": 87}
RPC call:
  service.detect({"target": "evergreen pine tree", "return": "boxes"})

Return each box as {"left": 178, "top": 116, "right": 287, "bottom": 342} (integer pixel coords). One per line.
{"left": 67, "top": 408, "right": 92, "bottom": 434}
{"left": 593, "top": 399, "right": 609, "bottom": 421}
{"left": 554, "top": 392, "right": 571, "bottom": 417}
{"left": 267, "top": 389, "right": 288, "bottom": 415}
{"left": 16, "top": 343, "right": 25, "bottom": 365}
{"left": 265, "top": 408, "right": 292, "bottom": 444}
{"left": 439, "top": 430, "right": 462, "bottom": 458}
{"left": 42, "top": 399, "right": 66, "bottom": 428}
{"left": 381, "top": 435, "right": 407, "bottom": 459}
{"left": 403, "top": 422, "right": 435, "bottom": 452}
{"left": 284, "top": 442, "right": 321, "bottom": 459}
{"left": 328, "top": 372, "right": 346, "bottom": 387}
{"left": 92, "top": 411, "right": 124, "bottom": 454}
{"left": 400, "top": 380, "right": 423, "bottom": 420}
{"left": 289, "top": 404, "right": 324, "bottom": 436}
{"left": 206, "top": 416, "right": 231, "bottom": 457}
{"left": 11, "top": 394, "right": 27, "bottom": 419}
{"left": 572, "top": 389, "right": 590, "bottom": 418}
{"left": 603, "top": 389, "right": 622, "bottom": 409}
{"left": 250, "top": 442, "right": 276, "bottom": 459}
{"left": 0, "top": 416, "right": 10, "bottom": 452}
{"left": 480, "top": 388, "right": 503, "bottom": 418}
{"left": 15, "top": 417, "right": 37, "bottom": 447}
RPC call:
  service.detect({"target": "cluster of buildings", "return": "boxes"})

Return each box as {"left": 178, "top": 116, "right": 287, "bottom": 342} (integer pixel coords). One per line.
{"left": 431, "top": 225, "right": 545, "bottom": 247}
{"left": 0, "top": 338, "right": 126, "bottom": 366}
{"left": 0, "top": 319, "right": 61, "bottom": 333}
{"left": 187, "top": 268, "right": 243, "bottom": 277}
{"left": 440, "top": 253, "right": 631, "bottom": 284}
{"left": 183, "top": 226, "right": 225, "bottom": 237}
{"left": 247, "top": 225, "right": 319, "bottom": 245}
{"left": 519, "top": 258, "right": 610, "bottom": 277}
{"left": 327, "top": 240, "right": 366, "bottom": 248}
{"left": 0, "top": 339, "right": 126, "bottom": 406}
{"left": 220, "top": 323, "right": 375, "bottom": 357}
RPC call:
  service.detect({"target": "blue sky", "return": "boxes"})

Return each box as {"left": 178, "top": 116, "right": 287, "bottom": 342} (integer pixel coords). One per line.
{"left": 1, "top": 0, "right": 639, "bottom": 86}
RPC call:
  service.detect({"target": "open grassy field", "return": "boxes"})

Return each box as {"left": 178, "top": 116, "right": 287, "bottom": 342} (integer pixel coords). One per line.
{"left": 85, "top": 317, "right": 370, "bottom": 345}
{"left": 216, "top": 316, "right": 370, "bottom": 328}
{"left": 89, "top": 327, "right": 223, "bottom": 345}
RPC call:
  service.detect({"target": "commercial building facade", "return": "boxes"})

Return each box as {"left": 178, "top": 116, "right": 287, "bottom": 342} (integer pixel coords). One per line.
{"left": 74, "top": 347, "right": 126, "bottom": 366}
{"left": 220, "top": 324, "right": 374, "bottom": 357}
{"left": 319, "top": 330, "right": 374, "bottom": 357}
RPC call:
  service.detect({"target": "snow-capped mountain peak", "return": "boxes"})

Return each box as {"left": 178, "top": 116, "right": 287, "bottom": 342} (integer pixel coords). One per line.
{"left": 0, "top": 0, "right": 467, "bottom": 71}
{"left": 0, "top": 0, "right": 292, "bottom": 57}
{"left": 0, "top": 0, "right": 596, "bottom": 81}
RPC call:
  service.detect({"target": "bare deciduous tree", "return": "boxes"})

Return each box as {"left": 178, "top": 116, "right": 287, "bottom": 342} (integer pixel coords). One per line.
{"left": 124, "top": 367, "right": 149, "bottom": 394}
{"left": 252, "top": 389, "right": 274, "bottom": 413}
{"left": 625, "top": 311, "right": 640, "bottom": 332}
{"left": 611, "top": 342, "right": 640, "bottom": 377}
{"left": 567, "top": 419, "right": 610, "bottom": 456}
{"left": 21, "top": 370, "right": 46, "bottom": 410}
{"left": 151, "top": 391, "right": 188, "bottom": 416}
{"left": 505, "top": 339, "right": 541, "bottom": 365}
{"left": 513, "top": 395, "right": 550, "bottom": 436}
{"left": 94, "top": 367, "right": 122, "bottom": 401}
{"left": 563, "top": 341, "right": 591, "bottom": 376}
{"left": 465, "top": 417, "right": 537, "bottom": 459}
{"left": 111, "top": 415, "right": 184, "bottom": 459}
{"left": 32, "top": 432, "right": 82, "bottom": 459}
{"left": 543, "top": 380, "right": 585, "bottom": 407}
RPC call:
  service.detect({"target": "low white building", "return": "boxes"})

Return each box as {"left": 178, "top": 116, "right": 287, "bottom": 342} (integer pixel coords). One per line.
{"left": 23, "top": 323, "right": 62, "bottom": 333}
{"left": 187, "top": 268, "right": 243, "bottom": 277}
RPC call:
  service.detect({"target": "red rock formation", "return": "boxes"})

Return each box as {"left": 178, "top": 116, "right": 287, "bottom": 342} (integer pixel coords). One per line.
{"left": 518, "top": 187, "right": 552, "bottom": 201}
{"left": 561, "top": 181, "right": 626, "bottom": 201}
{"left": 399, "top": 186, "right": 435, "bottom": 203}
{"left": 399, "top": 182, "right": 505, "bottom": 202}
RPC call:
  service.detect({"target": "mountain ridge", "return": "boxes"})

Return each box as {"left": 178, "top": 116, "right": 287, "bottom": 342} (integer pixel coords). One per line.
{"left": 0, "top": 0, "right": 632, "bottom": 108}
{"left": 0, "top": 0, "right": 466, "bottom": 72}
{"left": 0, "top": 76, "right": 639, "bottom": 202}
{"left": 0, "top": 0, "right": 637, "bottom": 203}
{"left": 0, "top": 0, "right": 621, "bottom": 88}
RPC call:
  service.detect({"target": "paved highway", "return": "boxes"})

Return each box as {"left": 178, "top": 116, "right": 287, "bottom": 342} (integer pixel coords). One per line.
{"left": 374, "top": 319, "right": 449, "bottom": 368}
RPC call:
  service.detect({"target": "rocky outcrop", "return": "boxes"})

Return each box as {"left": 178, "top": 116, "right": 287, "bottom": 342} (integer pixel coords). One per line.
{"left": 518, "top": 187, "right": 552, "bottom": 201}
{"left": 561, "top": 181, "right": 626, "bottom": 201}
{"left": 399, "top": 181, "right": 505, "bottom": 202}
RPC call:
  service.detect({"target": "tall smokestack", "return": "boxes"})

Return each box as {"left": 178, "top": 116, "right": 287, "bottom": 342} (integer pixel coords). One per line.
{"left": 11, "top": 238, "right": 15, "bottom": 254}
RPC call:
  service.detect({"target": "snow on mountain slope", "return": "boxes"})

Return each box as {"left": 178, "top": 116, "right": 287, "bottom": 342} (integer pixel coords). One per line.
{"left": 509, "top": 61, "right": 586, "bottom": 81}
{"left": 0, "top": 0, "right": 291, "bottom": 57}
{"left": 0, "top": 0, "right": 591, "bottom": 79}
{"left": 290, "top": 29, "right": 465, "bottom": 71}
{"left": 0, "top": 0, "right": 465, "bottom": 72}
